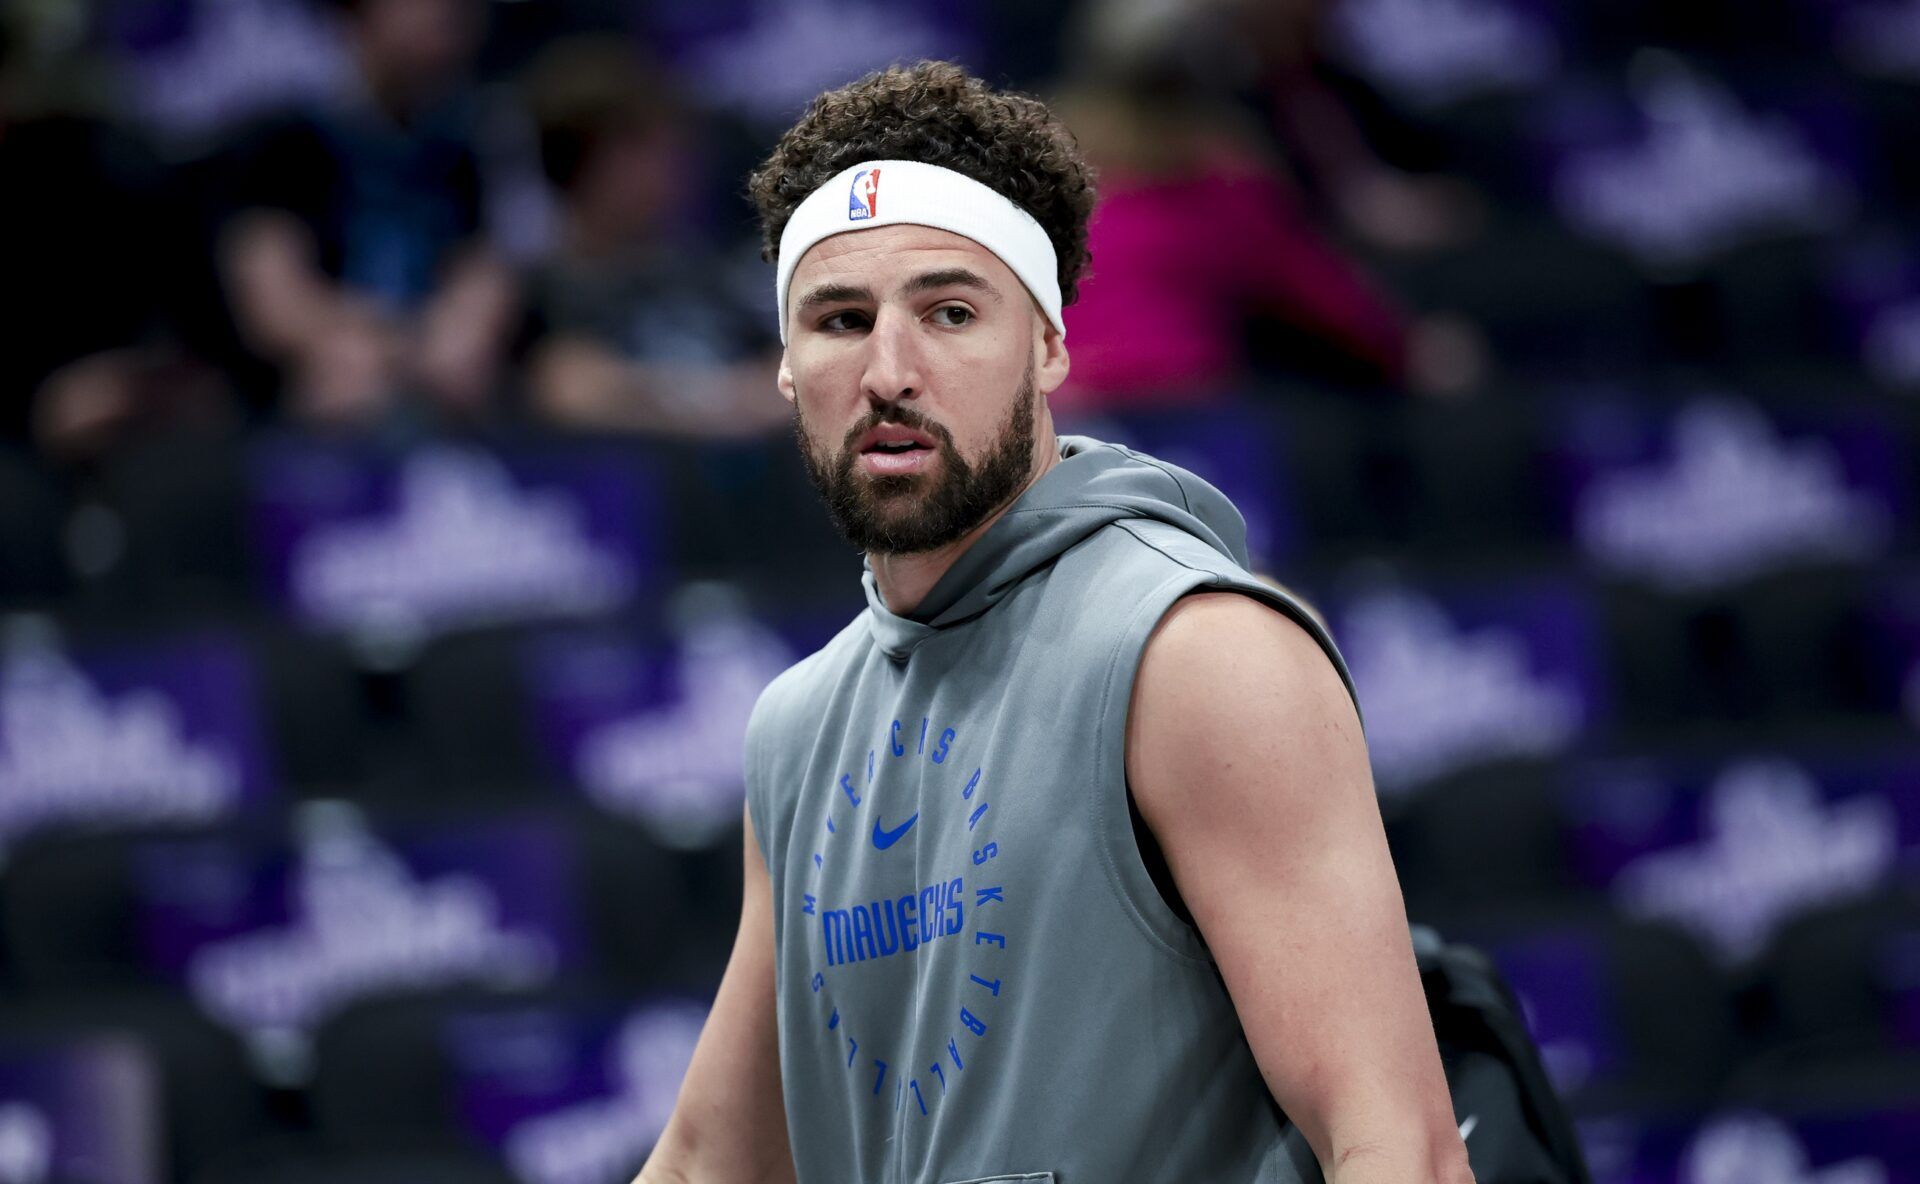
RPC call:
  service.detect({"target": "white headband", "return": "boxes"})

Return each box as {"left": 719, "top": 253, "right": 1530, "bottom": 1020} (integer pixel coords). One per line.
{"left": 774, "top": 159, "right": 1065, "bottom": 344}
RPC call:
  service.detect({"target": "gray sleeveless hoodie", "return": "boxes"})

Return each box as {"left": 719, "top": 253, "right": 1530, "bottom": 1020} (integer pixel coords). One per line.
{"left": 744, "top": 435, "right": 1355, "bottom": 1184}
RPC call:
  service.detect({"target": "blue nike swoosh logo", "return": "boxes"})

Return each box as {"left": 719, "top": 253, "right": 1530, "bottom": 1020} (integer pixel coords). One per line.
{"left": 872, "top": 813, "right": 918, "bottom": 850}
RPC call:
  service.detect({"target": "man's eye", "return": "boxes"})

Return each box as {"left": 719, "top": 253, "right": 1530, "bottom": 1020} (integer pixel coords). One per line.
{"left": 931, "top": 306, "right": 973, "bottom": 327}
{"left": 820, "top": 310, "right": 870, "bottom": 331}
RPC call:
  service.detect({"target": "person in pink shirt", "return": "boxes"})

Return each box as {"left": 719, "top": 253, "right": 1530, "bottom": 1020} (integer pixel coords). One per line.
{"left": 1052, "top": 82, "right": 1482, "bottom": 413}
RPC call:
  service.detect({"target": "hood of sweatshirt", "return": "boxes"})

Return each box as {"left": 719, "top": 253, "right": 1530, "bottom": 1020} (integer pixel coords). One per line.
{"left": 861, "top": 435, "right": 1254, "bottom": 660}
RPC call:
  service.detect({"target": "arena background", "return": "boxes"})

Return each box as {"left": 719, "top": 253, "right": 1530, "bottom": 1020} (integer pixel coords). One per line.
{"left": 3, "top": 0, "right": 1919, "bottom": 1180}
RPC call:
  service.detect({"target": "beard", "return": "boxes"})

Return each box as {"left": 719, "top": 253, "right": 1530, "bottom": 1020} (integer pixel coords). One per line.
{"left": 794, "top": 358, "right": 1038, "bottom": 557}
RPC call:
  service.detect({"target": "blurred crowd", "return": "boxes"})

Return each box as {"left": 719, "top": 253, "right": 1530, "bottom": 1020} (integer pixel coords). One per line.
{"left": 1, "top": 0, "right": 1503, "bottom": 473}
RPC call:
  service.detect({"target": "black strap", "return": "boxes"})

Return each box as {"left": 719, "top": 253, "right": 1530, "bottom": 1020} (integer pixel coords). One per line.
{"left": 1413, "top": 925, "right": 1596, "bottom": 1184}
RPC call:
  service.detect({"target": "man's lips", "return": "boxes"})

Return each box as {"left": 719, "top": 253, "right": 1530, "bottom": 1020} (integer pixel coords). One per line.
{"left": 851, "top": 423, "right": 938, "bottom": 476}
{"left": 860, "top": 448, "right": 933, "bottom": 475}
{"left": 854, "top": 424, "right": 937, "bottom": 454}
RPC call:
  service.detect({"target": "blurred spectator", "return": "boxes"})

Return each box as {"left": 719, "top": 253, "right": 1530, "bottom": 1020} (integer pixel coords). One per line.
{"left": 514, "top": 37, "right": 785, "bottom": 439}
{"left": 1069, "top": 0, "right": 1482, "bottom": 256}
{"left": 0, "top": 18, "right": 227, "bottom": 462}
{"left": 1231, "top": 0, "right": 1484, "bottom": 255}
{"left": 1052, "top": 79, "right": 1484, "bottom": 408}
{"left": 1048, "top": 0, "right": 1493, "bottom": 407}
{"left": 211, "top": 0, "right": 516, "bottom": 432}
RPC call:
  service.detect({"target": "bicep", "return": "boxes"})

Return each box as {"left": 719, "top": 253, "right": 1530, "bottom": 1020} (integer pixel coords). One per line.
{"left": 643, "top": 804, "right": 795, "bottom": 1182}
{"left": 1126, "top": 593, "right": 1447, "bottom": 1166}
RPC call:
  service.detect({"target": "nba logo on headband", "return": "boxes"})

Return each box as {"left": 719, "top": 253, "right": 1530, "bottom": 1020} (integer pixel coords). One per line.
{"left": 848, "top": 168, "right": 880, "bottom": 221}
{"left": 777, "top": 159, "right": 1065, "bottom": 343}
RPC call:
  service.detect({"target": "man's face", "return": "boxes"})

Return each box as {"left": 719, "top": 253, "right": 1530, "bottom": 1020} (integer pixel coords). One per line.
{"left": 779, "top": 224, "right": 1066, "bottom": 556}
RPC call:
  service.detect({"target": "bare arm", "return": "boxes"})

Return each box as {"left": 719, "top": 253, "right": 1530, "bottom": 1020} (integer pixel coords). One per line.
{"left": 635, "top": 804, "right": 797, "bottom": 1184}
{"left": 527, "top": 335, "right": 790, "bottom": 439}
{"left": 1127, "top": 592, "right": 1473, "bottom": 1184}
{"left": 219, "top": 211, "right": 349, "bottom": 362}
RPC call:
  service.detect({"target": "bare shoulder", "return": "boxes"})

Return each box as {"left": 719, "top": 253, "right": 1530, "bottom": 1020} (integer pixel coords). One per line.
{"left": 1128, "top": 590, "right": 1369, "bottom": 824}
{"left": 1133, "top": 590, "right": 1359, "bottom": 738}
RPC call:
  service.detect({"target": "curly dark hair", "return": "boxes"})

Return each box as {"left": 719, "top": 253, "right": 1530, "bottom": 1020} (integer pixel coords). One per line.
{"left": 748, "top": 61, "right": 1097, "bottom": 306}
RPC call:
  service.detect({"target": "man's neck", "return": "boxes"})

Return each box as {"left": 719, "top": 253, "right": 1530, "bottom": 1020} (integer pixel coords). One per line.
{"left": 868, "top": 427, "right": 1062, "bottom": 617}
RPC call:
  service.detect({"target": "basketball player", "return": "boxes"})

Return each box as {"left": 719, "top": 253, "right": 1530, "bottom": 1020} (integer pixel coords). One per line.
{"left": 636, "top": 62, "right": 1473, "bottom": 1184}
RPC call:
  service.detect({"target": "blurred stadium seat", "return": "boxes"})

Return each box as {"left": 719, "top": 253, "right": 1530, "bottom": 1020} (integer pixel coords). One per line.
{"left": 307, "top": 988, "right": 706, "bottom": 1182}
{"left": 0, "top": 447, "right": 69, "bottom": 604}
{"left": 0, "top": 994, "right": 272, "bottom": 1182}
{"left": 1759, "top": 888, "right": 1920, "bottom": 1064}
{"left": 1451, "top": 912, "right": 1741, "bottom": 1113}
{"left": 192, "top": 1141, "right": 520, "bottom": 1184}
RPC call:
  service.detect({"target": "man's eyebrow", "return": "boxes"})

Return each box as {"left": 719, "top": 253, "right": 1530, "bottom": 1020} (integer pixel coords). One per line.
{"left": 900, "top": 267, "right": 1000, "bottom": 300}
{"left": 795, "top": 282, "right": 874, "bottom": 313}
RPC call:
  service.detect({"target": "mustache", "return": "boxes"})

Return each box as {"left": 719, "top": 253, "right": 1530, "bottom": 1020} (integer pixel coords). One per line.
{"left": 838, "top": 404, "right": 955, "bottom": 452}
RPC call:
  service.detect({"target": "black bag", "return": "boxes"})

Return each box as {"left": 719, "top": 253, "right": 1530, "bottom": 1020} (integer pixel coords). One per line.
{"left": 1411, "top": 924, "right": 1595, "bottom": 1184}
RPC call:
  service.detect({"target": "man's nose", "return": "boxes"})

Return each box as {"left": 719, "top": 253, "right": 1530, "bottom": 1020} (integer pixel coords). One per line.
{"left": 860, "top": 306, "right": 926, "bottom": 405}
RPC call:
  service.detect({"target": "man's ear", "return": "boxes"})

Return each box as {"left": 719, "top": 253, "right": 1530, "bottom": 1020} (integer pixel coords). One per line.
{"left": 1035, "top": 314, "right": 1070, "bottom": 397}
{"left": 776, "top": 351, "right": 797, "bottom": 405}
